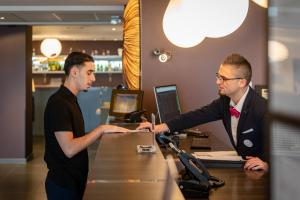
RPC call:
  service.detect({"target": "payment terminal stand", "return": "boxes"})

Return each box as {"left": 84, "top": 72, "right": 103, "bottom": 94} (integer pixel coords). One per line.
{"left": 136, "top": 113, "right": 157, "bottom": 153}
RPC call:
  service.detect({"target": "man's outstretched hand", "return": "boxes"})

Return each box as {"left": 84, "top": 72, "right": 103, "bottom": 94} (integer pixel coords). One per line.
{"left": 137, "top": 122, "right": 169, "bottom": 134}
{"left": 100, "top": 125, "right": 130, "bottom": 134}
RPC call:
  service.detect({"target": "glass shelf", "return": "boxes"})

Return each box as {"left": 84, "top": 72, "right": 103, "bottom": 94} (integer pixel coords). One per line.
{"left": 32, "top": 55, "right": 122, "bottom": 73}
{"left": 32, "top": 71, "right": 123, "bottom": 74}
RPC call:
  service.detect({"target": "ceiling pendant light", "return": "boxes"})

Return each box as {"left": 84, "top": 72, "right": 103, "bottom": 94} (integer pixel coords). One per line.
{"left": 40, "top": 38, "right": 62, "bottom": 58}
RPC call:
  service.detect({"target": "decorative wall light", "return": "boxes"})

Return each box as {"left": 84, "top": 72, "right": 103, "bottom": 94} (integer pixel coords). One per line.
{"left": 153, "top": 49, "right": 172, "bottom": 63}
{"left": 252, "top": 0, "right": 268, "bottom": 8}
{"left": 40, "top": 38, "right": 62, "bottom": 58}
{"left": 268, "top": 40, "right": 289, "bottom": 62}
{"left": 32, "top": 79, "right": 36, "bottom": 93}
{"left": 162, "top": 0, "right": 205, "bottom": 48}
{"left": 162, "top": 0, "right": 249, "bottom": 48}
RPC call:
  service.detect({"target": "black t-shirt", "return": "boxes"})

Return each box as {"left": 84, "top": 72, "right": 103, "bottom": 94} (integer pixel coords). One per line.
{"left": 44, "top": 85, "right": 88, "bottom": 191}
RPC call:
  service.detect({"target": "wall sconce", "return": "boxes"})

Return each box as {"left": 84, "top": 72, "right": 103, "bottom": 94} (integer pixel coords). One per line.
{"left": 153, "top": 49, "right": 172, "bottom": 63}
{"left": 40, "top": 38, "right": 62, "bottom": 58}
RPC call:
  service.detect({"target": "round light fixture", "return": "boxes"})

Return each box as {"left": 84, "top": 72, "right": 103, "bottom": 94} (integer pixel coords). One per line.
{"left": 153, "top": 49, "right": 172, "bottom": 62}
{"left": 268, "top": 40, "right": 289, "bottom": 62}
{"left": 158, "top": 53, "right": 171, "bottom": 63}
{"left": 198, "top": 0, "right": 249, "bottom": 38}
{"left": 162, "top": 0, "right": 249, "bottom": 48}
{"left": 252, "top": 0, "right": 268, "bottom": 8}
{"left": 162, "top": 0, "right": 205, "bottom": 48}
{"left": 40, "top": 38, "right": 62, "bottom": 58}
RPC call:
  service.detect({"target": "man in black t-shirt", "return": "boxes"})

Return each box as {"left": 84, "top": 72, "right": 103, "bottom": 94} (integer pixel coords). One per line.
{"left": 44, "top": 52, "right": 129, "bottom": 200}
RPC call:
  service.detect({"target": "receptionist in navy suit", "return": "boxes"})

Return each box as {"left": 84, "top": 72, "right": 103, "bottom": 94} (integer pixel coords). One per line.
{"left": 138, "top": 53, "right": 268, "bottom": 172}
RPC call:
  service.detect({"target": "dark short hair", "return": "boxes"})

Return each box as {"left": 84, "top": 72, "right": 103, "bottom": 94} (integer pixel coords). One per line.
{"left": 222, "top": 53, "right": 252, "bottom": 85}
{"left": 64, "top": 52, "right": 94, "bottom": 75}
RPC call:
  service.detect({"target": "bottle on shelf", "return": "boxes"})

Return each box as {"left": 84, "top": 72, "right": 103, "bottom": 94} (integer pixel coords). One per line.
{"left": 108, "top": 63, "right": 112, "bottom": 72}
{"left": 96, "top": 63, "right": 100, "bottom": 72}
{"left": 117, "top": 48, "right": 123, "bottom": 56}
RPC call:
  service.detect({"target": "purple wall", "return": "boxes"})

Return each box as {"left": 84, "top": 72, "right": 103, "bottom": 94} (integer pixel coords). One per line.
{"left": 0, "top": 26, "right": 32, "bottom": 160}
{"left": 140, "top": 0, "right": 267, "bottom": 146}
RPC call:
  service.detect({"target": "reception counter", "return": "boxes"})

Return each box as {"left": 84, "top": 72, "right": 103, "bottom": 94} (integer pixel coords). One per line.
{"left": 83, "top": 132, "right": 184, "bottom": 200}
{"left": 84, "top": 132, "right": 268, "bottom": 200}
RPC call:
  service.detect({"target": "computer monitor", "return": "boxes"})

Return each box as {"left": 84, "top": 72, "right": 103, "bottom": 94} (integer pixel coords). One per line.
{"left": 255, "top": 85, "right": 268, "bottom": 100}
{"left": 109, "top": 89, "right": 144, "bottom": 118}
{"left": 154, "top": 85, "right": 181, "bottom": 123}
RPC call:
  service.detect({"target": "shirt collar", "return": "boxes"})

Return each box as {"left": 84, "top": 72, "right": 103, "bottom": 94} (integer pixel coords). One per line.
{"left": 59, "top": 85, "right": 77, "bottom": 102}
{"left": 230, "top": 86, "right": 250, "bottom": 112}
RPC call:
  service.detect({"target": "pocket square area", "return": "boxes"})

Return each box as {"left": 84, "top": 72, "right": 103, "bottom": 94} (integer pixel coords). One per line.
{"left": 242, "top": 128, "right": 254, "bottom": 134}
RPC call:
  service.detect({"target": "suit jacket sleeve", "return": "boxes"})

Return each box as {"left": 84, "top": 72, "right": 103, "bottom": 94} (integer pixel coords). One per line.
{"left": 166, "top": 96, "right": 227, "bottom": 133}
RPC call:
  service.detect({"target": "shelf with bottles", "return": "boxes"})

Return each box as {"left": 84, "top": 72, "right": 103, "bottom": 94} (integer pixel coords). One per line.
{"left": 32, "top": 55, "right": 122, "bottom": 73}
{"left": 32, "top": 71, "right": 123, "bottom": 74}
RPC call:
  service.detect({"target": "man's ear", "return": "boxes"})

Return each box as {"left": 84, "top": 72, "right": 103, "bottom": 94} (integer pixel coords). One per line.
{"left": 69, "top": 66, "right": 78, "bottom": 77}
{"left": 239, "top": 79, "right": 248, "bottom": 88}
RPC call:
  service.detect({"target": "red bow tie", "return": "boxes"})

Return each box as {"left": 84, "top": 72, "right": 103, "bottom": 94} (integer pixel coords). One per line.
{"left": 229, "top": 106, "right": 240, "bottom": 118}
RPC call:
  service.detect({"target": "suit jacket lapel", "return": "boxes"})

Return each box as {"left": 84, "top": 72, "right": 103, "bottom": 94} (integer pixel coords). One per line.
{"left": 237, "top": 88, "right": 254, "bottom": 142}
{"left": 224, "top": 99, "right": 236, "bottom": 148}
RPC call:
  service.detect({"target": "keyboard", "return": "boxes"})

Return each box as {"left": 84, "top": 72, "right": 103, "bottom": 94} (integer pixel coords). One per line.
{"left": 183, "top": 129, "right": 209, "bottom": 138}
{"left": 190, "top": 137, "right": 211, "bottom": 149}
{"left": 110, "top": 122, "right": 140, "bottom": 130}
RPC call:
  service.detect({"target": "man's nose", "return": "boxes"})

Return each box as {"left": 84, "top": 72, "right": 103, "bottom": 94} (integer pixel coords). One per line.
{"left": 91, "top": 74, "right": 96, "bottom": 82}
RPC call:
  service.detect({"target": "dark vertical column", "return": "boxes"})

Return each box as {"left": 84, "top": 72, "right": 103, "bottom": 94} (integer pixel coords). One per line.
{"left": 25, "top": 27, "right": 33, "bottom": 159}
{"left": 0, "top": 25, "right": 32, "bottom": 162}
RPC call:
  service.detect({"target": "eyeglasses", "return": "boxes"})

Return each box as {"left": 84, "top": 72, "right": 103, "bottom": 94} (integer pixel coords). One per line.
{"left": 216, "top": 73, "right": 243, "bottom": 82}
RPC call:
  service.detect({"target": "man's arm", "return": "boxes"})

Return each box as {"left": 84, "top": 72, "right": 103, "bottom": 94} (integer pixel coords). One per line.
{"left": 55, "top": 125, "right": 129, "bottom": 158}
{"left": 165, "top": 98, "right": 225, "bottom": 133}
{"left": 138, "top": 98, "right": 225, "bottom": 134}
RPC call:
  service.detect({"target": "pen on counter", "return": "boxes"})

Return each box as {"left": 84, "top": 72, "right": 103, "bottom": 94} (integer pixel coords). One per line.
{"left": 151, "top": 113, "right": 155, "bottom": 130}
{"left": 151, "top": 113, "right": 155, "bottom": 145}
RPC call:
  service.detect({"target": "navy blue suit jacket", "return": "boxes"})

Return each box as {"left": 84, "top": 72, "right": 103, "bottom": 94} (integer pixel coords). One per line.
{"left": 166, "top": 87, "right": 267, "bottom": 158}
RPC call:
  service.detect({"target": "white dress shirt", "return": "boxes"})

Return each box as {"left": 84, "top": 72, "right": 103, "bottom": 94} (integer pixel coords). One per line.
{"left": 230, "top": 86, "right": 249, "bottom": 146}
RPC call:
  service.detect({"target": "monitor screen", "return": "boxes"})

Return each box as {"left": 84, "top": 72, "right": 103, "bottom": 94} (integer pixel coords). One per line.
{"left": 255, "top": 85, "right": 268, "bottom": 100}
{"left": 154, "top": 85, "right": 181, "bottom": 123}
{"left": 109, "top": 89, "right": 144, "bottom": 117}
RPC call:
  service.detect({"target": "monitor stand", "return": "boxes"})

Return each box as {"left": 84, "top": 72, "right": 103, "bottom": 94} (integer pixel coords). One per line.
{"left": 107, "top": 115, "right": 125, "bottom": 123}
